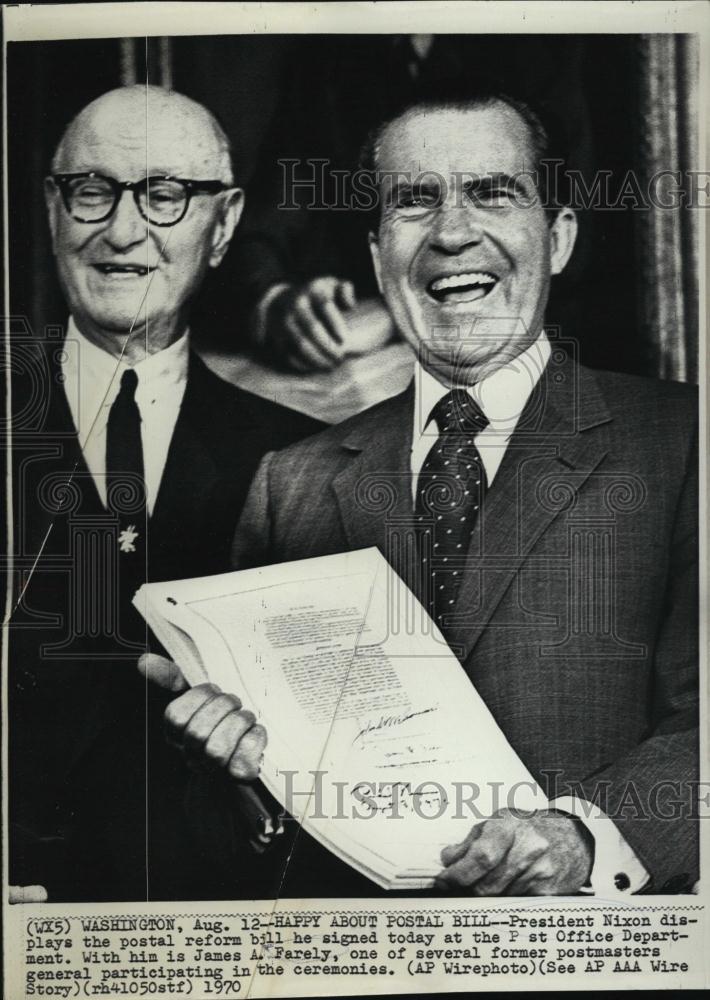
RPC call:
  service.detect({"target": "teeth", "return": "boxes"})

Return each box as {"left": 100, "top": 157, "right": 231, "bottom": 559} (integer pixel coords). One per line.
{"left": 95, "top": 265, "right": 153, "bottom": 275}
{"left": 431, "top": 272, "right": 496, "bottom": 292}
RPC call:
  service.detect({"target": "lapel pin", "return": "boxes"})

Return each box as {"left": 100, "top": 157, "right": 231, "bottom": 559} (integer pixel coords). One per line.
{"left": 118, "top": 525, "right": 139, "bottom": 553}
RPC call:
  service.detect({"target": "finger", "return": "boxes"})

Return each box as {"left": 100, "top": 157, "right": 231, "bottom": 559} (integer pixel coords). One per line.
{"left": 284, "top": 315, "right": 334, "bottom": 371}
{"left": 292, "top": 295, "right": 344, "bottom": 362}
{"left": 137, "top": 653, "right": 188, "bottom": 692}
{"left": 441, "top": 825, "right": 480, "bottom": 866}
{"left": 9, "top": 885, "right": 48, "bottom": 904}
{"left": 440, "top": 841, "right": 468, "bottom": 866}
{"left": 470, "top": 832, "right": 548, "bottom": 897}
{"left": 285, "top": 351, "right": 312, "bottom": 373}
{"left": 336, "top": 279, "right": 357, "bottom": 311}
{"left": 228, "top": 722, "right": 268, "bottom": 780}
{"left": 163, "top": 683, "right": 221, "bottom": 747}
{"left": 309, "top": 285, "right": 350, "bottom": 346}
{"left": 308, "top": 275, "right": 342, "bottom": 302}
{"left": 504, "top": 854, "right": 557, "bottom": 896}
{"left": 316, "top": 299, "right": 350, "bottom": 348}
{"left": 436, "top": 821, "right": 515, "bottom": 890}
{"left": 202, "top": 709, "right": 258, "bottom": 768}
{"left": 290, "top": 327, "right": 339, "bottom": 371}
{"left": 182, "top": 692, "right": 245, "bottom": 756}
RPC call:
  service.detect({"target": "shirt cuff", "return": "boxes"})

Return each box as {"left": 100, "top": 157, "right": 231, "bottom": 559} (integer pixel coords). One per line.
{"left": 551, "top": 794, "right": 650, "bottom": 896}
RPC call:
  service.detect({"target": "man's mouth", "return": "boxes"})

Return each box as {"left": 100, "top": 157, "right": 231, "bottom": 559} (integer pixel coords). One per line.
{"left": 426, "top": 271, "right": 498, "bottom": 304}
{"left": 92, "top": 264, "right": 157, "bottom": 278}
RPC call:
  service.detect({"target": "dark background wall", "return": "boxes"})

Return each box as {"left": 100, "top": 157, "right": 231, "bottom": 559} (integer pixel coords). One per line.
{"left": 6, "top": 35, "right": 693, "bottom": 380}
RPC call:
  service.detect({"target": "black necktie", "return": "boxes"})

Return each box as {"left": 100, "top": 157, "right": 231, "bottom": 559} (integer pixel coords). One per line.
{"left": 106, "top": 368, "right": 147, "bottom": 576}
{"left": 414, "top": 389, "right": 489, "bottom": 640}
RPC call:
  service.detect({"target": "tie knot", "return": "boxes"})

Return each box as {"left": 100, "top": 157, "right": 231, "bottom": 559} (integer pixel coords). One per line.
{"left": 119, "top": 368, "right": 138, "bottom": 397}
{"left": 430, "top": 389, "right": 488, "bottom": 435}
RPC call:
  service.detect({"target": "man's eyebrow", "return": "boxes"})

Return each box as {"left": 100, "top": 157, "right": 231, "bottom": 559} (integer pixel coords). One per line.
{"left": 461, "top": 172, "right": 535, "bottom": 194}
{"left": 385, "top": 178, "right": 443, "bottom": 200}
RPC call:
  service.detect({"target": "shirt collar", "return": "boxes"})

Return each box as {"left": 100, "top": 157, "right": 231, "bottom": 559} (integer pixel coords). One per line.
{"left": 414, "top": 330, "right": 551, "bottom": 439}
{"left": 64, "top": 317, "right": 190, "bottom": 403}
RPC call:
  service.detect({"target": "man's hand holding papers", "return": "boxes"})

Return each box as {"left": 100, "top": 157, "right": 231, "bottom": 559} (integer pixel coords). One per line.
{"left": 143, "top": 653, "right": 591, "bottom": 895}
{"left": 133, "top": 549, "right": 552, "bottom": 891}
{"left": 138, "top": 655, "right": 267, "bottom": 781}
{"left": 436, "top": 808, "right": 593, "bottom": 896}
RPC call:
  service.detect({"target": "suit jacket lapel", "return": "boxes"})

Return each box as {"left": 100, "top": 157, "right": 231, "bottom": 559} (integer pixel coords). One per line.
{"left": 149, "top": 353, "right": 223, "bottom": 543}
{"left": 332, "top": 381, "right": 415, "bottom": 557}
{"left": 17, "top": 343, "right": 105, "bottom": 558}
{"left": 446, "top": 356, "right": 613, "bottom": 661}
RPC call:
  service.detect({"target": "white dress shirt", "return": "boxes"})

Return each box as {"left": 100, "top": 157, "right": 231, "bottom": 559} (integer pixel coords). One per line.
{"left": 61, "top": 318, "right": 189, "bottom": 516}
{"left": 411, "top": 331, "right": 649, "bottom": 895}
{"left": 411, "top": 331, "right": 551, "bottom": 495}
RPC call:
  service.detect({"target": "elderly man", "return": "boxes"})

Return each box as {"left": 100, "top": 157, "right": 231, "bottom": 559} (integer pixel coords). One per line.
{"left": 146, "top": 86, "right": 698, "bottom": 898}
{"left": 9, "top": 85, "right": 320, "bottom": 902}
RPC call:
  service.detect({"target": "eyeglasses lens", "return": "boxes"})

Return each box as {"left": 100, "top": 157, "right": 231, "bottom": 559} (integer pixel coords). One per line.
{"left": 66, "top": 176, "right": 115, "bottom": 221}
{"left": 139, "top": 179, "right": 187, "bottom": 224}
{"left": 66, "top": 176, "right": 187, "bottom": 225}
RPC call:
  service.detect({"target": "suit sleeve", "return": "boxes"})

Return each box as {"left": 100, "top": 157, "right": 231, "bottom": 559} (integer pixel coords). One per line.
{"left": 578, "top": 426, "right": 699, "bottom": 892}
{"left": 230, "top": 451, "right": 275, "bottom": 570}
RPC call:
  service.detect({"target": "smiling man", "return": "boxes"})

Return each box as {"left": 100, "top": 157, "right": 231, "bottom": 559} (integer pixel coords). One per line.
{"left": 144, "top": 88, "right": 698, "bottom": 898}
{"left": 10, "top": 85, "right": 321, "bottom": 901}
{"left": 368, "top": 98, "right": 576, "bottom": 390}
{"left": 48, "top": 85, "right": 242, "bottom": 361}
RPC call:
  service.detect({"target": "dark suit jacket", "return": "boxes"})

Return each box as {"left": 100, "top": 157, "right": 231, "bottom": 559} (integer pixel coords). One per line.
{"left": 231, "top": 353, "right": 698, "bottom": 895}
{"left": 9, "top": 338, "right": 322, "bottom": 901}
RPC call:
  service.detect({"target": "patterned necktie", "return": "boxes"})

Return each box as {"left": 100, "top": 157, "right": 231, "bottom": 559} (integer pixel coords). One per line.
{"left": 414, "top": 388, "right": 489, "bottom": 641}
{"left": 106, "top": 368, "right": 147, "bottom": 576}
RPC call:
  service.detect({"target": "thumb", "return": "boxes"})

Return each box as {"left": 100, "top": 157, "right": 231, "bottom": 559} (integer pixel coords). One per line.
{"left": 440, "top": 841, "right": 469, "bottom": 866}
{"left": 440, "top": 822, "right": 483, "bottom": 866}
{"left": 138, "top": 653, "right": 188, "bottom": 693}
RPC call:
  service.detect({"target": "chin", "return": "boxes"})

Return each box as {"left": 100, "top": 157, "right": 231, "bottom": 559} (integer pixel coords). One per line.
{"left": 419, "top": 313, "right": 495, "bottom": 349}
{"left": 82, "top": 309, "right": 145, "bottom": 336}
{"left": 416, "top": 302, "right": 489, "bottom": 340}
{"left": 425, "top": 334, "right": 528, "bottom": 385}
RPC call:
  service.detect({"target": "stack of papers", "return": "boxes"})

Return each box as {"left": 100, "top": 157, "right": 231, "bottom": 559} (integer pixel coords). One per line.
{"left": 135, "top": 548, "right": 545, "bottom": 890}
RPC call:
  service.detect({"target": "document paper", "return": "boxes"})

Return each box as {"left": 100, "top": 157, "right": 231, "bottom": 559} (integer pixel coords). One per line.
{"left": 135, "top": 548, "right": 545, "bottom": 889}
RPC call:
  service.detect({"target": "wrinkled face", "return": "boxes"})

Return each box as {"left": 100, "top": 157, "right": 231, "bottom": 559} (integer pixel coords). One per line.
{"left": 46, "top": 90, "right": 242, "bottom": 347}
{"left": 369, "top": 103, "right": 577, "bottom": 383}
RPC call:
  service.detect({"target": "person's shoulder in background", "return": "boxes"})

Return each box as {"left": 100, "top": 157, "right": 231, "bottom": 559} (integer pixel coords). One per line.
{"left": 256, "top": 377, "right": 412, "bottom": 470}
{"left": 188, "top": 350, "right": 325, "bottom": 446}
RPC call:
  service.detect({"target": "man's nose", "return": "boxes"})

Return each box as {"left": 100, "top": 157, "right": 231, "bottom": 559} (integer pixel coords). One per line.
{"left": 101, "top": 190, "right": 148, "bottom": 251}
{"left": 429, "top": 203, "right": 484, "bottom": 255}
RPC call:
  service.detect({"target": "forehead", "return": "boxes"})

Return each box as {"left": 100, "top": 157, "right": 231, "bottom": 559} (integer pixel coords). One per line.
{"left": 376, "top": 103, "right": 536, "bottom": 177}
{"left": 58, "top": 97, "right": 222, "bottom": 177}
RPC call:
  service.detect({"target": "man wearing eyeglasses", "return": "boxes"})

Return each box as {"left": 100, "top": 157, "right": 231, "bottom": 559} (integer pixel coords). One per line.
{"left": 9, "top": 85, "right": 320, "bottom": 902}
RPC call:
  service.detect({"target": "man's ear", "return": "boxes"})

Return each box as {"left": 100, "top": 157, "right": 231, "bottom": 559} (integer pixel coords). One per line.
{"left": 44, "top": 177, "right": 59, "bottom": 254}
{"left": 549, "top": 207, "right": 578, "bottom": 276}
{"left": 368, "top": 231, "right": 384, "bottom": 296}
{"left": 209, "top": 187, "right": 244, "bottom": 269}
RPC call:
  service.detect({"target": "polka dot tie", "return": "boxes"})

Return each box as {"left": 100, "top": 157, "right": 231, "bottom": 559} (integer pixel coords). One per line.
{"left": 414, "top": 389, "right": 489, "bottom": 640}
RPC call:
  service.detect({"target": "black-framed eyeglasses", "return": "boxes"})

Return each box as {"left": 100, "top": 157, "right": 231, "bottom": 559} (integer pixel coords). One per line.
{"left": 49, "top": 172, "right": 231, "bottom": 227}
